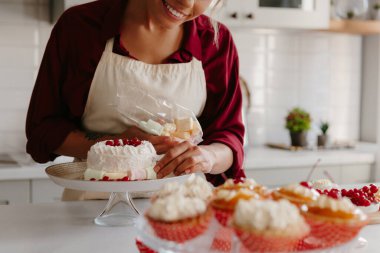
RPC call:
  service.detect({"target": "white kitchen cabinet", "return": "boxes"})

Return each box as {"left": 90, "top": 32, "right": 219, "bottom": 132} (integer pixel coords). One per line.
{"left": 31, "top": 179, "right": 64, "bottom": 203}
{"left": 340, "top": 165, "right": 373, "bottom": 184}
{"left": 215, "top": 0, "right": 330, "bottom": 29}
{"left": 245, "top": 164, "right": 372, "bottom": 187}
{"left": 0, "top": 180, "right": 30, "bottom": 205}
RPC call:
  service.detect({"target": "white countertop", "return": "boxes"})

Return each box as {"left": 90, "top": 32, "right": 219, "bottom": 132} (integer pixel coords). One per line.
{"left": 244, "top": 143, "right": 377, "bottom": 170}
{"left": 0, "top": 156, "right": 74, "bottom": 181}
{"left": 0, "top": 143, "right": 377, "bottom": 181}
{"left": 0, "top": 199, "right": 378, "bottom": 253}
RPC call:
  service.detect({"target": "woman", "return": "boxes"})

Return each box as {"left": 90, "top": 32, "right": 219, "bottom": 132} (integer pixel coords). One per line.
{"left": 26, "top": 0, "right": 245, "bottom": 199}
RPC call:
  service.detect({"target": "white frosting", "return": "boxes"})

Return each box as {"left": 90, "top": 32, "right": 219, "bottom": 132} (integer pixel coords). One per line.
{"left": 155, "top": 182, "right": 183, "bottom": 199}
{"left": 283, "top": 183, "right": 319, "bottom": 199}
{"left": 183, "top": 174, "right": 213, "bottom": 201}
{"left": 147, "top": 193, "right": 207, "bottom": 222}
{"left": 311, "top": 195, "right": 356, "bottom": 212}
{"left": 154, "top": 174, "right": 213, "bottom": 201}
{"left": 215, "top": 188, "right": 256, "bottom": 201}
{"left": 234, "top": 199, "right": 305, "bottom": 231}
{"left": 375, "top": 190, "right": 380, "bottom": 201}
{"left": 312, "top": 179, "right": 340, "bottom": 191}
{"left": 223, "top": 178, "right": 257, "bottom": 188}
{"left": 85, "top": 140, "right": 158, "bottom": 180}
{"left": 358, "top": 203, "right": 380, "bottom": 214}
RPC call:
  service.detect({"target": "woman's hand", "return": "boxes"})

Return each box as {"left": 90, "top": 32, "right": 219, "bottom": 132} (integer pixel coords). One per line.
{"left": 153, "top": 141, "right": 217, "bottom": 179}
{"left": 120, "top": 126, "right": 179, "bottom": 154}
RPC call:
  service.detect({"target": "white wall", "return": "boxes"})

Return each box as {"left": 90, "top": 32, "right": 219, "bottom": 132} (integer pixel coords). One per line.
{"left": 0, "top": 0, "right": 51, "bottom": 154}
{"left": 233, "top": 30, "right": 362, "bottom": 147}
{"left": 0, "top": 0, "right": 363, "bottom": 154}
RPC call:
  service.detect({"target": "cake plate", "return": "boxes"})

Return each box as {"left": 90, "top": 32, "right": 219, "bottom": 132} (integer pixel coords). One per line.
{"left": 46, "top": 162, "right": 190, "bottom": 227}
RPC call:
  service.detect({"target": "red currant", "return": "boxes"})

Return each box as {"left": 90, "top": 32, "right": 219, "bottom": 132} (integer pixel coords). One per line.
{"left": 105, "top": 140, "right": 113, "bottom": 146}
{"left": 300, "top": 181, "right": 311, "bottom": 189}
{"left": 370, "top": 185, "right": 378, "bottom": 193}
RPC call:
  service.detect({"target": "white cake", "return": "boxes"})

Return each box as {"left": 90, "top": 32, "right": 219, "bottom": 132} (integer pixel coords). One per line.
{"left": 84, "top": 138, "right": 158, "bottom": 181}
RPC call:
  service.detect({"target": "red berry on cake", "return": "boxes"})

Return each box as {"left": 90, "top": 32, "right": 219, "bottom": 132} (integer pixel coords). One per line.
{"left": 105, "top": 140, "right": 113, "bottom": 146}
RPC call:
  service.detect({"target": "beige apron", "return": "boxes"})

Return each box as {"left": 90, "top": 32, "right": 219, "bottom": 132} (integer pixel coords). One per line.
{"left": 62, "top": 38, "right": 207, "bottom": 201}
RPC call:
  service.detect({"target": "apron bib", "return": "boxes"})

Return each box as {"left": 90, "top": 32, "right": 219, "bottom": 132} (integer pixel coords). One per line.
{"left": 62, "top": 38, "right": 207, "bottom": 201}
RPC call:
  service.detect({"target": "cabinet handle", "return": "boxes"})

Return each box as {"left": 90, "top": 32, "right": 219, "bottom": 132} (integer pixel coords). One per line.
{"left": 0, "top": 200, "right": 9, "bottom": 205}
{"left": 246, "top": 13, "right": 254, "bottom": 19}
{"left": 230, "top": 12, "right": 238, "bottom": 19}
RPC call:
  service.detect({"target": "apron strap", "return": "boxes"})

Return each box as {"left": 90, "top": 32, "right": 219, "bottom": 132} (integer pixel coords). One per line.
{"left": 105, "top": 38, "right": 114, "bottom": 53}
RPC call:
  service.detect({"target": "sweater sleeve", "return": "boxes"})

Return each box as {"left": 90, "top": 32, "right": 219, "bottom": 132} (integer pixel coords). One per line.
{"left": 199, "top": 24, "right": 246, "bottom": 186}
{"left": 25, "top": 15, "right": 78, "bottom": 163}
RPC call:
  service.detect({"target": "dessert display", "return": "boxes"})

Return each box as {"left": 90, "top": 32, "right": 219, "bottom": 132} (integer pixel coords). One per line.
{"left": 211, "top": 178, "right": 270, "bottom": 226}
{"left": 232, "top": 199, "right": 310, "bottom": 252}
{"left": 84, "top": 138, "right": 158, "bottom": 181}
{"left": 145, "top": 175, "right": 213, "bottom": 242}
{"left": 136, "top": 177, "right": 370, "bottom": 253}
{"left": 272, "top": 183, "right": 319, "bottom": 206}
{"left": 301, "top": 195, "right": 368, "bottom": 248}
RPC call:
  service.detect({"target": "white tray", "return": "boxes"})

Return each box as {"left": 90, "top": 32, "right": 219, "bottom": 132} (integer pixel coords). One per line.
{"left": 45, "top": 161, "right": 189, "bottom": 193}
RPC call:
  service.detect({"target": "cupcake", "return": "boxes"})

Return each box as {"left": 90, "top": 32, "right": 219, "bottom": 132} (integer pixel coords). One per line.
{"left": 272, "top": 183, "right": 319, "bottom": 206}
{"left": 232, "top": 199, "right": 310, "bottom": 252}
{"left": 211, "top": 178, "right": 269, "bottom": 226}
{"left": 146, "top": 192, "right": 213, "bottom": 243}
{"left": 301, "top": 195, "right": 368, "bottom": 248}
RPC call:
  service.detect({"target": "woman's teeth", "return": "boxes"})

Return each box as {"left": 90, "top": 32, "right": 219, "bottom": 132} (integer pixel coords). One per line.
{"left": 164, "top": 0, "right": 185, "bottom": 19}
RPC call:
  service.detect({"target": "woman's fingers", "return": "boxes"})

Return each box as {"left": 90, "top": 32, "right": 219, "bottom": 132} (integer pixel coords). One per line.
{"left": 151, "top": 137, "right": 180, "bottom": 154}
{"left": 175, "top": 161, "right": 210, "bottom": 176}
{"left": 154, "top": 141, "right": 193, "bottom": 178}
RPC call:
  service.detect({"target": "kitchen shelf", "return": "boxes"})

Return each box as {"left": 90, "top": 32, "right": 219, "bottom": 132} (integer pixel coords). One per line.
{"left": 323, "top": 20, "right": 380, "bottom": 35}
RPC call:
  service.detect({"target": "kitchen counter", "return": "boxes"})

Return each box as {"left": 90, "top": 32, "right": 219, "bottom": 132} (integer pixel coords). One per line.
{"left": 0, "top": 199, "right": 378, "bottom": 253}
{"left": 0, "top": 156, "right": 73, "bottom": 181}
{"left": 244, "top": 142, "right": 377, "bottom": 170}
{"left": 0, "top": 143, "right": 376, "bottom": 181}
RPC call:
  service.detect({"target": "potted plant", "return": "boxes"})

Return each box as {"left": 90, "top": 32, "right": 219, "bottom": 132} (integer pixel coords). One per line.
{"left": 317, "top": 121, "right": 329, "bottom": 147}
{"left": 372, "top": 3, "right": 380, "bottom": 20}
{"left": 285, "top": 107, "right": 311, "bottom": 147}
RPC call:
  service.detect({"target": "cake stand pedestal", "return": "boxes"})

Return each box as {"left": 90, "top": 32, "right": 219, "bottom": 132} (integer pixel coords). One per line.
{"left": 45, "top": 162, "right": 190, "bottom": 227}
{"left": 94, "top": 192, "right": 140, "bottom": 226}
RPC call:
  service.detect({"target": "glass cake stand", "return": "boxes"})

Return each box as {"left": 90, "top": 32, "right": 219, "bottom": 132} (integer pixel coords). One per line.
{"left": 45, "top": 162, "right": 190, "bottom": 227}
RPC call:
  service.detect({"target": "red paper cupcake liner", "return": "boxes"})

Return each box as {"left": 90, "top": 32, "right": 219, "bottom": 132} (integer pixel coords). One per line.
{"left": 135, "top": 239, "right": 157, "bottom": 253}
{"left": 234, "top": 228, "right": 305, "bottom": 253}
{"left": 211, "top": 226, "right": 233, "bottom": 252}
{"left": 213, "top": 207, "right": 234, "bottom": 227}
{"left": 147, "top": 208, "right": 213, "bottom": 243}
{"left": 304, "top": 216, "right": 367, "bottom": 248}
